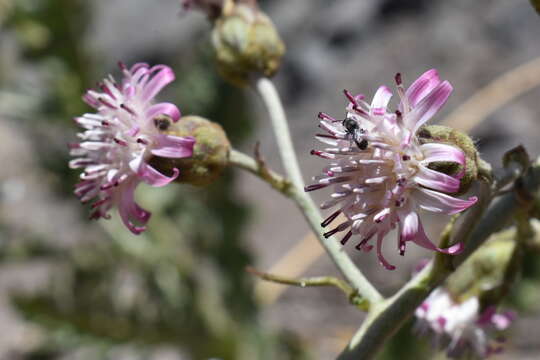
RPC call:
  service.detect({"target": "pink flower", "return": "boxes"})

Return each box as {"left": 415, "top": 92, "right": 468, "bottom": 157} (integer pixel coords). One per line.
{"left": 69, "top": 62, "right": 195, "bottom": 234}
{"left": 306, "top": 69, "right": 477, "bottom": 269}
{"left": 415, "top": 288, "right": 515, "bottom": 358}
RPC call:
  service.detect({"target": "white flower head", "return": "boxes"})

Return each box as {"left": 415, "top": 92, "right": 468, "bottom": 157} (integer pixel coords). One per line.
{"left": 306, "top": 69, "right": 477, "bottom": 269}
{"left": 70, "top": 62, "right": 195, "bottom": 234}
{"left": 415, "top": 288, "right": 515, "bottom": 358}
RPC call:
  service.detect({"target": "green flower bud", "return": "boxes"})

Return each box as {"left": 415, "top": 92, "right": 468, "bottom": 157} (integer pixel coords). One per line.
{"left": 150, "top": 116, "right": 230, "bottom": 186}
{"left": 211, "top": 0, "right": 285, "bottom": 86}
{"left": 418, "top": 125, "right": 479, "bottom": 195}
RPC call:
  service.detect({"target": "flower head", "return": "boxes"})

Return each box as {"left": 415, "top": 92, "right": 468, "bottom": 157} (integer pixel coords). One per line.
{"left": 415, "top": 288, "right": 515, "bottom": 358}
{"left": 69, "top": 62, "right": 195, "bottom": 234}
{"left": 306, "top": 69, "right": 477, "bottom": 269}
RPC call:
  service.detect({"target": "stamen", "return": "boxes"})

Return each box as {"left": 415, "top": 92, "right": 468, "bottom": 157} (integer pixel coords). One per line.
{"left": 315, "top": 133, "right": 338, "bottom": 139}
{"left": 114, "top": 138, "right": 128, "bottom": 146}
{"left": 340, "top": 231, "right": 353, "bottom": 245}
{"left": 323, "top": 221, "right": 349, "bottom": 239}
{"left": 310, "top": 150, "right": 334, "bottom": 159}
{"left": 343, "top": 89, "right": 369, "bottom": 116}
{"left": 98, "top": 97, "right": 117, "bottom": 109}
{"left": 321, "top": 210, "right": 341, "bottom": 228}
{"left": 318, "top": 112, "right": 337, "bottom": 122}
{"left": 120, "top": 103, "right": 136, "bottom": 116}
{"left": 304, "top": 184, "right": 328, "bottom": 192}
{"left": 395, "top": 73, "right": 402, "bottom": 86}
{"left": 99, "top": 83, "right": 116, "bottom": 100}
{"left": 91, "top": 197, "right": 111, "bottom": 209}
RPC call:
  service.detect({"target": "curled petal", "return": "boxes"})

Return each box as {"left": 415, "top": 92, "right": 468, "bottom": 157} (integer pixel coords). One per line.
{"left": 151, "top": 134, "right": 195, "bottom": 158}
{"left": 405, "top": 81, "right": 453, "bottom": 134}
{"left": 370, "top": 85, "right": 392, "bottom": 116}
{"left": 141, "top": 66, "right": 175, "bottom": 103}
{"left": 405, "top": 69, "right": 441, "bottom": 107}
{"left": 137, "top": 163, "right": 179, "bottom": 187}
{"left": 146, "top": 102, "right": 181, "bottom": 122}
{"left": 117, "top": 179, "right": 150, "bottom": 235}
{"left": 376, "top": 233, "right": 396, "bottom": 270}
{"left": 421, "top": 143, "right": 465, "bottom": 166}
{"left": 414, "top": 165, "right": 460, "bottom": 193}
{"left": 413, "top": 188, "right": 477, "bottom": 215}
{"left": 412, "top": 220, "right": 463, "bottom": 255}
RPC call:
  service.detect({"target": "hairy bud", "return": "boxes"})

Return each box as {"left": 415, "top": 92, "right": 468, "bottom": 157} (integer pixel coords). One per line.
{"left": 211, "top": 0, "right": 285, "bottom": 86}
{"left": 418, "top": 125, "right": 479, "bottom": 195}
{"left": 150, "top": 116, "right": 230, "bottom": 186}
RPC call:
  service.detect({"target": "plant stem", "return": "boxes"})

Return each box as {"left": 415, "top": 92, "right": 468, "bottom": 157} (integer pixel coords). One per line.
{"left": 253, "top": 77, "right": 305, "bottom": 189}
{"left": 246, "top": 267, "right": 355, "bottom": 297}
{"left": 229, "top": 148, "right": 383, "bottom": 303}
{"left": 337, "top": 157, "right": 540, "bottom": 360}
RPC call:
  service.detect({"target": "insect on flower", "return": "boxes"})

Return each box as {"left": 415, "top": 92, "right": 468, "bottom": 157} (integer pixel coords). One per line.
{"left": 342, "top": 117, "right": 368, "bottom": 150}
{"left": 69, "top": 62, "right": 195, "bottom": 234}
{"left": 306, "top": 69, "right": 478, "bottom": 269}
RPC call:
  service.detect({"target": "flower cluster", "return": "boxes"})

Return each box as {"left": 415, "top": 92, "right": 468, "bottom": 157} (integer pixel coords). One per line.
{"left": 415, "top": 288, "right": 515, "bottom": 358}
{"left": 69, "top": 62, "right": 195, "bottom": 234}
{"left": 306, "top": 69, "right": 477, "bottom": 269}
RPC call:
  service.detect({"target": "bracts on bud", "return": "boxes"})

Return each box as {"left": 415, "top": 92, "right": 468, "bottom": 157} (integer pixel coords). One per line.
{"left": 418, "top": 125, "right": 479, "bottom": 195}
{"left": 210, "top": 0, "right": 285, "bottom": 86}
{"left": 150, "top": 115, "right": 231, "bottom": 186}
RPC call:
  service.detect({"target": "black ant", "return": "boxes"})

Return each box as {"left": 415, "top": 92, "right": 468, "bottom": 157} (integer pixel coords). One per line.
{"left": 342, "top": 118, "right": 368, "bottom": 150}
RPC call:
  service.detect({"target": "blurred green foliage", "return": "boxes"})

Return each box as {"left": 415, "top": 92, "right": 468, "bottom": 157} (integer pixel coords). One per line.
{"left": 0, "top": 0, "right": 308, "bottom": 359}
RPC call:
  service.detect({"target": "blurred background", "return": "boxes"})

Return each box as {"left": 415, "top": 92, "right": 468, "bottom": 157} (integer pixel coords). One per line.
{"left": 1, "top": 0, "right": 540, "bottom": 359}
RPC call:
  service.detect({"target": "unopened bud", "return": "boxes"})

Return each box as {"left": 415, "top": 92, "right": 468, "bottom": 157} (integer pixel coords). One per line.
{"left": 211, "top": 0, "right": 285, "bottom": 86}
{"left": 418, "top": 125, "right": 479, "bottom": 195}
{"left": 150, "top": 116, "right": 230, "bottom": 186}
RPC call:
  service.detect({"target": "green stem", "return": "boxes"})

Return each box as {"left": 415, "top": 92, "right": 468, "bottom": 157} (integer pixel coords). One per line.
{"left": 253, "top": 77, "right": 304, "bottom": 190}
{"left": 229, "top": 148, "right": 382, "bottom": 303}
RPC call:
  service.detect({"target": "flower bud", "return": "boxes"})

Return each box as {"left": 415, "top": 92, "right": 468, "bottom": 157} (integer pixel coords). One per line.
{"left": 150, "top": 116, "right": 230, "bottom": 186}
{"left": 418, "top": 125, "right": 479, "bottom": 195}
{"left": 211, "top": 0, "right": 285, "bottom": 86}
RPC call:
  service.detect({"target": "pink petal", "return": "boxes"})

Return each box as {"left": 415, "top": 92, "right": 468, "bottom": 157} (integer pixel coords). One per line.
{"left": 413, "top": 188, "right": 477, "bottom": 215}
{"left": 405, "top": 69, "right": 441, "bottom": 107}
{"left": 411, "top": 220, "right": 463, "bottom": 255}
{"left": 492, "top": 311, "right": 516, "bottom": 330}
{"left": 405, "top": 81, "right": 453, "bottom": 134}
{"left": 151, "top": 134, "right": 195, "bottom": 158}
{"left": 137, "top": 163, "right": 179, "bottom": 187}
{"left": 414, "top": 165, "right": 460, "bottom": 193}
{"left": 376, "top": 233, "right": 396, "bottom": 270}
{"left": 400, "top": 210, "right": 420, "bottom": 242}
{"left": 146, "top": 102, "right": 181, "bottom": 123}
{"left": 370, "top": 85, "right": 392, "bottom": 116}
{"left": 421, "top": 143, "right": 465, "bottom": 166}
{"left": 130, "top": 62, "right": 150, "bottom": 74}
{"left": 141, "top": 66, "right": 175, "bottom": 103}
{"left": 117, "top": 179, "right": 150, "bottom": 235}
